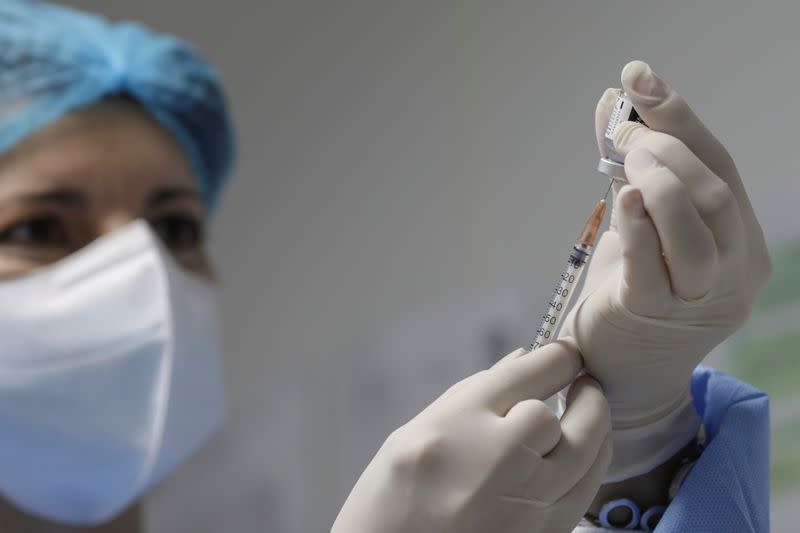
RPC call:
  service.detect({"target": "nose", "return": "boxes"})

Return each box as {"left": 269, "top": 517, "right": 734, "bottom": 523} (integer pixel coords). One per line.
{"left": 97, "top": 211, "right": 142, "bottom": 237}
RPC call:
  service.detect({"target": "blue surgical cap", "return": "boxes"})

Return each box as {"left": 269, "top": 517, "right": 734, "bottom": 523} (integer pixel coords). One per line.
{"left": 0, "top": 0, "right": 235, "bottom": 210}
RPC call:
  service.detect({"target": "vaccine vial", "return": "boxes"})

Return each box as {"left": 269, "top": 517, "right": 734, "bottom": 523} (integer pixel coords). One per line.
{"left": 597, "top": 90, "right": 646, "bottom": 180}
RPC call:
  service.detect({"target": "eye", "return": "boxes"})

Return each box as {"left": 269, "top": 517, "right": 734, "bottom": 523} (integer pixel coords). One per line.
{"left": 150, "top": 214, "right": 205, "bottom": 252}
{"left": 0, "top": 215, "right": 69, "bottom": 247}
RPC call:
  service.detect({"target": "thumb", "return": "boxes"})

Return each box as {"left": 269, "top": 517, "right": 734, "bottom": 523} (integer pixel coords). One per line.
{"left": 620, "top": 60, "right": 735, "bottom": 180}
{"left": 615, "top": 185, "right": 670, "bottom": 310}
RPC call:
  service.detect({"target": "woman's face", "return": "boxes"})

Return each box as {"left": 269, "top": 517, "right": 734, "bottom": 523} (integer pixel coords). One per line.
{"left": 0, "top": 99, "right": 212, "bottom": 278}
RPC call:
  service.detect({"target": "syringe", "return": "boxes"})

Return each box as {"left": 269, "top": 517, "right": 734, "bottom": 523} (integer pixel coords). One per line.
{"left": 528, "top": 181, "right": 612, "bottom": 351}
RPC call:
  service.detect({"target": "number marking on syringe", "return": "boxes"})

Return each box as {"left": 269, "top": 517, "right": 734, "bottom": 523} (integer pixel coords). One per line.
{"left": 530, "top": 259, "right": 582, "bottom": 350}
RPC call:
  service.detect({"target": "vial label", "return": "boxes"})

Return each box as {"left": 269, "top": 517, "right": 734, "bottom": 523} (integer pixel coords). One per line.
{"left": 604, "top": 92, "right": 644, "bottom": 141}
{"left": 603, "top": 91, "right": 646, "bottom": 164}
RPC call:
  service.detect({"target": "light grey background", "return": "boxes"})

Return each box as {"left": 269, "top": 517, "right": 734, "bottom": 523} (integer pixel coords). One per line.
{"left": 59, "top": 1, "right": 800, "bottom": 531}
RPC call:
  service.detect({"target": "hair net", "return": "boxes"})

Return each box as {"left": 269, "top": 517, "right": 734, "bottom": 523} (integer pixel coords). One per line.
{"left": 0, "top": 0, "right": 235, "bottom": 210}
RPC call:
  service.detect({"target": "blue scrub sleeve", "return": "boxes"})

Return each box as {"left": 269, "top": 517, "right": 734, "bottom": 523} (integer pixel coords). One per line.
{"left": 655, "top": 365, "right": 770, "bottom": 532}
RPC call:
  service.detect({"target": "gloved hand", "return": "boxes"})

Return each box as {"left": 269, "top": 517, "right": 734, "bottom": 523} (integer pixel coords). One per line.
{"left": 332, "top": 341, "right": 612, "bottom": 533}
{"left": 560, "top": 61, "right": 771, "bottom": 477}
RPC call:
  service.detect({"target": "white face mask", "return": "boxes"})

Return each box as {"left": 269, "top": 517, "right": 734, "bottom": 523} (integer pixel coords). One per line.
{"left": 0, "top": 220, "right": 225, "bottom": 525}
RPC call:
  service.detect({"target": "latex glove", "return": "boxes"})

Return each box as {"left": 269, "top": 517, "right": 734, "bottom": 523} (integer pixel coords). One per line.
{"left": 560, "top": 61, "right": 771, "bottom": 477}
{"left": 332, "top": 341, "right": 612, "bottom": 533}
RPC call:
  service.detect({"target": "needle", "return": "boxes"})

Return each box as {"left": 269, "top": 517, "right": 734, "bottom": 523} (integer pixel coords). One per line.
{"left": 577, "top": 179, "right": 614, "bottom": 247}
{"left": 602, "top": 178, "right": 613, "bottom": 202}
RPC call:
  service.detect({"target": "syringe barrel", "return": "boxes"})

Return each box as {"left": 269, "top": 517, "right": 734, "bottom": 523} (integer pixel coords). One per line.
{"left": 530, "top": 244, "right": 591, "bottom": 351}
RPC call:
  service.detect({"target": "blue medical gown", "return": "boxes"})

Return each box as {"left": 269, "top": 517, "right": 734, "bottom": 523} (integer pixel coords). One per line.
{"left": 655, "top": 365, "right": 770, "bottom": 532}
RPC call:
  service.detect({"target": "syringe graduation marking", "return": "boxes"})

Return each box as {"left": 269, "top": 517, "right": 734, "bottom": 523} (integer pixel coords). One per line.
{"left": 530, "top": 245, "right": 586, "bottom": 350}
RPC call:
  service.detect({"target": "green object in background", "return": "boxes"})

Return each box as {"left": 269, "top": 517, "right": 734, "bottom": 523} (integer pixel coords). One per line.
{"left": 730, "top": 239, "right": 800, "bottom": 495}
{"left": 733, "top": 328, "right": 800, "bottom": 399}
{"left": 753, "top": 240, "right": 800, "bottom": 313}
{"left": 772, "top": 421, "right": 800, "bottom": 492}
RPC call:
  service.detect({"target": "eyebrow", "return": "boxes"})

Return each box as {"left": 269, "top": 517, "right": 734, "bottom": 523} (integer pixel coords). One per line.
{"left": 11, "top": 188, "right": 89, "bottom": 209}
{"left": 145, "top": 186, "right": 201, "bottom": 210}
{"left": 0, "top": 185, "right": 201, "bottom": 212}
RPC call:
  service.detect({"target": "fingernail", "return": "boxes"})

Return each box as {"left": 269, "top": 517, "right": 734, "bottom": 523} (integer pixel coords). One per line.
{"left": 621, "top": 60, "right": 666, "bottom": 100}
{"left": 620, "top": 186, "right": 646, "bottom": 219}
{"left": 625, "top": 148, "right": 659, "bottom": 172}
{"left": 613, "top": 121, "right": 648, "bottom": 152}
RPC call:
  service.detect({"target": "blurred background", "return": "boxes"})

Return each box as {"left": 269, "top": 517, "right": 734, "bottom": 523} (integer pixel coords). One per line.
{"left": 60, "top": 1, "right": 800, "bottom": 531}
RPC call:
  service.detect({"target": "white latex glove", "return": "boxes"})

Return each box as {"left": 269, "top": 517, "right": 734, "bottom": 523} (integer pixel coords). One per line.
{"left": 560, "top": 61, "right": 771, "bottom": 478}
{"left": 332, "top": 341, "right": 612, "bottom": 533}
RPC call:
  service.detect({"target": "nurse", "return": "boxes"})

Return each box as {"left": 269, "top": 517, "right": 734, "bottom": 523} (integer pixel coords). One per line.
{"left": 0, "top": 1, "right": 232, "bottom": 530}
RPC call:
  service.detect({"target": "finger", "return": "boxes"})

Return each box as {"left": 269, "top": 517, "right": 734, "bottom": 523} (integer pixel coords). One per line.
{"left": 436, "top": 371, "right": 484, "bottom": 403}
{"left": 477, "top": 338, "right": 582, "bottom": 415}
{"left": 491, "top": 346, "right": 530, "bottom": 370}
{"left": 625, "top": 148, "right": 718, "bottom": 300}
{"left": 619, "top": 60, "right": 761, "bottom": 244}
{"left": 595, "top": 87, "right": 620, "bottom": 157}
{"left": 504, "top": 398, "right": 562, "bottom": 456}
{"left": 442, "top": 346, "right": 530, "bottom": 403}
{"left": 542, "top": 433, "right": 613, "bottom": 532}
{"left": 527, "top": 375, "right": 611, "bottom": 500}
{"left": 613, "top": 124, "right": 746, "bottom": 257}
{"left": 615, "top": 185, "right": 671, "bottom": 308}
